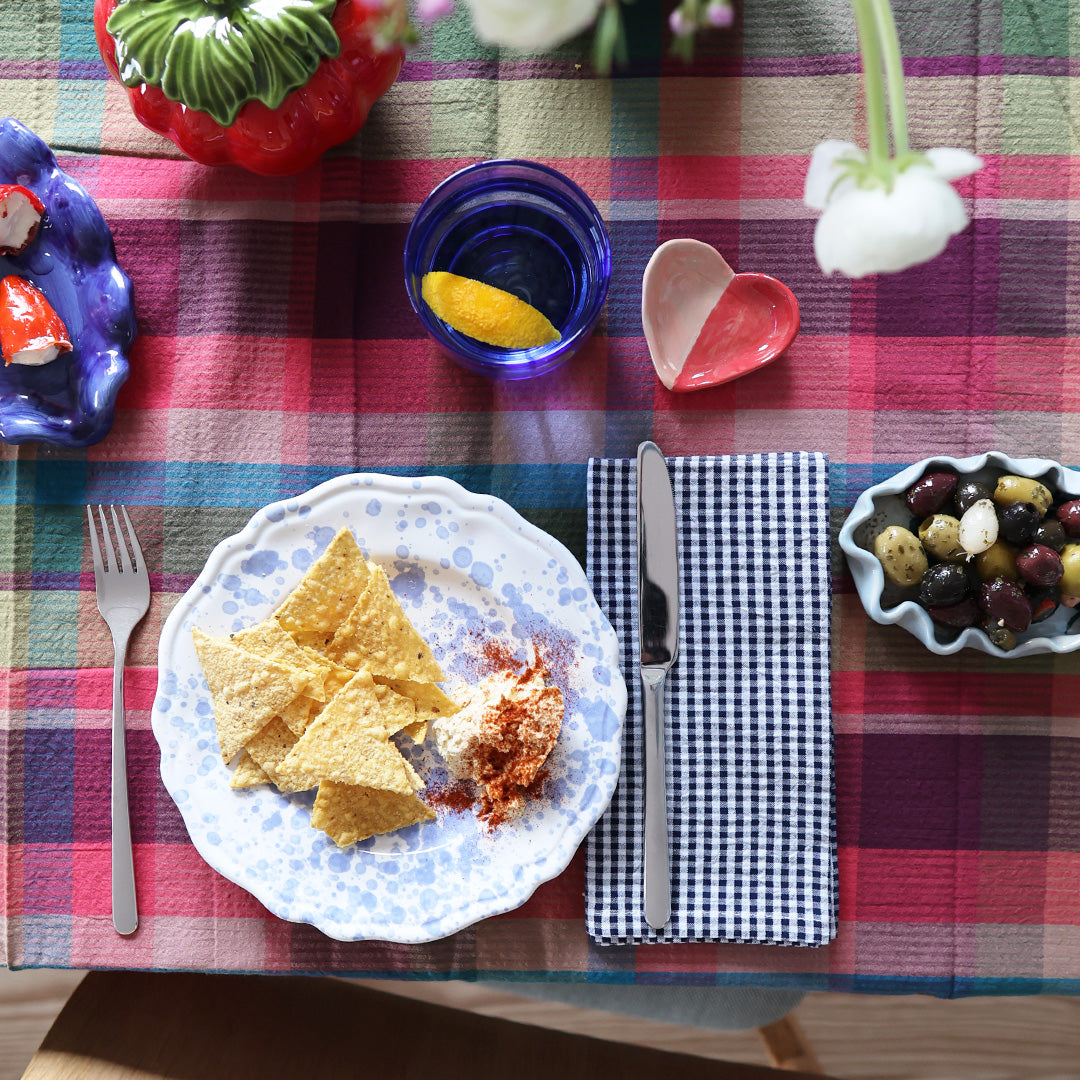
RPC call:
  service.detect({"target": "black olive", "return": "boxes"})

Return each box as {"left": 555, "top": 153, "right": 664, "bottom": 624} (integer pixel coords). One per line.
{"left": 1033, "top": 518, "right": 1067, "bottom": 553}
{"left": 998, "top": 501, "right": 1040, "bottom": 546}
{"left": 954, "top": 480, "right": 993, "bottom": 516}
{"left": 917, "top": 563, "right": 970, "bottom": 608}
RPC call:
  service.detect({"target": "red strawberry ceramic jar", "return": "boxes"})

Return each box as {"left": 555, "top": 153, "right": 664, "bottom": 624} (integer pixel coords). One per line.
{"left": 94, "top": 0, "right": 407, "bottom": 176}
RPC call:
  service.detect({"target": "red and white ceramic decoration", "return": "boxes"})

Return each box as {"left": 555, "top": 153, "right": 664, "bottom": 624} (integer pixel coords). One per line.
{"left": 641, "top": 239, "right": 800, "bottom": 392}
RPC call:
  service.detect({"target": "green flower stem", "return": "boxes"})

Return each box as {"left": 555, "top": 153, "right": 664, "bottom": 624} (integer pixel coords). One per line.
{"left": 871, "top": 0, "right": 910, "bottom": 156}
{"left": 851, "top": 0, "right": 889, "bottom": 169}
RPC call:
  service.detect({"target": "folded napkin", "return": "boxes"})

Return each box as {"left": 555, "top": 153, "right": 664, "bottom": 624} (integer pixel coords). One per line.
{"left": 585, "top": 452, "right": 836, "bottom": 946}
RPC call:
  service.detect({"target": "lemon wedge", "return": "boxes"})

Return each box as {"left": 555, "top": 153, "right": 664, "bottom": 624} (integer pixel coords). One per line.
{"left": 421, "top": 271, "right": 561, "bottom": 350}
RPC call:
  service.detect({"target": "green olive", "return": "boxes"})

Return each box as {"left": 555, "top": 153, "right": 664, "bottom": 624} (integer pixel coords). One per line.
{"left": 1061, "top": 543, "right": 1080, "bottom": 595}
{"left": 974, "top": 540, "right": 1020, "bottom": 582}
{"left": 993, "top": 475, "right": 1053, "bottom": 516}
{"left": 873, "top": 525, "right": 928, "bottom": 587}
{"left": 918, "top": 514, "right": 965, "bottom": 562}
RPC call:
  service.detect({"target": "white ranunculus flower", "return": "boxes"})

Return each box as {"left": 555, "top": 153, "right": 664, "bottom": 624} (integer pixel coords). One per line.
{"left": 462, "top": 0, "right": 603, "bottom": 51}
{"left": 804, "top": 140, "right": 983, "bottom": 278}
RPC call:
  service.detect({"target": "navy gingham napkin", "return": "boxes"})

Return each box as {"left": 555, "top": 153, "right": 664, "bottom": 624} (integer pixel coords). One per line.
{"left": 585, "top": 452, "right": 836, "bottom": 946}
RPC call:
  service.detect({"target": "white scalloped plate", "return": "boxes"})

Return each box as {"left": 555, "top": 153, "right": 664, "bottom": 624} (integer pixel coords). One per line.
{"left": 153, "top": 473, "right": 626, "bottom": 941}
{"left": 839, "top": 452, "right": 1080, "bottom": 657}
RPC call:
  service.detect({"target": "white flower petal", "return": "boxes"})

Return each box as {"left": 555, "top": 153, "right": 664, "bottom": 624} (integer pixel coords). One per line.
{"left": 894, "top": 168, "right": 970, "bottom": 234}
{"left": 924, "top": 146, "right": 983, "bottom": 181}
{"left": 463, "top": 0, "right": 603, "bottom": 50}
{"left": 804, "top": 139, "right": 863, "bottom": 211}
{"left": 813, "top": 171, "right": 972, "bottom": 278}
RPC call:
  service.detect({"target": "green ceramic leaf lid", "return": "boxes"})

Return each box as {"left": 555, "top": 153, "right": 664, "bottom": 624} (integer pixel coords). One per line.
{"left": 106, "top": 0, "right": 342, "bottom": 127}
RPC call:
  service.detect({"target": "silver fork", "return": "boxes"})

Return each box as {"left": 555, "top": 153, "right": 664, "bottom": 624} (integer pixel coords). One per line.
{"left": 87, "top": 505, "right": 150, "bottom": 936}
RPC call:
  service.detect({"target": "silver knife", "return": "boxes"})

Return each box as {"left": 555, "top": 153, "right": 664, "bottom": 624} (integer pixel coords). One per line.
{"left": 637, "top": 440, "right": 679, "bottom": 930}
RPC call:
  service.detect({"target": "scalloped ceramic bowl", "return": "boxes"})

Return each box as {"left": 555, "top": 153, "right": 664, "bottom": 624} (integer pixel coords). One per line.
{"left": 0, "top": 117, "right": 136, "bottom": 446}
{"left": 839, "top": 452, "right": 1080, "bottom": 658}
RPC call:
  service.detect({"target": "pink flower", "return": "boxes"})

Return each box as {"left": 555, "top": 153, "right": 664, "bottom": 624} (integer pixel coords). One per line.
{"left": 668, "top": 8, "right": 695, "bottom": 36}
{"left": 417, "top": 0, "right": 455, "bottom": 21}
{"left": 705, "top": 1, "right": 734, "bottom": 27}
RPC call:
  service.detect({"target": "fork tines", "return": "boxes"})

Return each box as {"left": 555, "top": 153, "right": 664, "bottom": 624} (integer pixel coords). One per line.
{"left": 86, "top": 505, "right": 147, "bottom": 577}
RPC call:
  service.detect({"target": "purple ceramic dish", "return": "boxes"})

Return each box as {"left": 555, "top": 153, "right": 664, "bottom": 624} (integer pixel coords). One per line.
{"left": 0, "top": 117, "right": 136, "bottom": 446}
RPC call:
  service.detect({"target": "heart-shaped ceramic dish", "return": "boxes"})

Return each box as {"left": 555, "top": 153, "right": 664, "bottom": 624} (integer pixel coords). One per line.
{"left": 641, "top": 239, "right": 799, "bottom": 392}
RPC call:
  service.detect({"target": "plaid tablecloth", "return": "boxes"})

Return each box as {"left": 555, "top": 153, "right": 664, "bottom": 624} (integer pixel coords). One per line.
{"left": 2, "top": 0, "right": 1079, "bottom": 996}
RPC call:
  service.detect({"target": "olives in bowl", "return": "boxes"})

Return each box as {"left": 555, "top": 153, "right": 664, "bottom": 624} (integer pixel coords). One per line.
{"left": 839, "top": 452, "right": 1080, "bottom": 657}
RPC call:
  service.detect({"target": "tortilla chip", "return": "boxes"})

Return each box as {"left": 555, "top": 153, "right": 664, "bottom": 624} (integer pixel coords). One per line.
{"left": 243, "top": 716, "right": 311, "bottom": 792}
{"left": 321, "top": 659, "right": 358, "bottom": 701}
{"left": 327, "top": 564, "right": 445, "bottom": 683}
{"left": 230, "top": 750, "right": 271, "bottom": 789}
{"left": 312, "top": 781, "right": 435, "bottom": 846}
{"left": 402, "top": 720, "right": 428, "bottom": 744}
{"left": 193, "top": 628, "right": 305, "bottom": 762}
{"left": 370, "top": 680, "right": 419, "bottom": 737}
{"left": 278, "top": 695, "right": 317, "bottom": 737}
{"left": 375, "top": 677, "right": 460, "bottom": 722}
{"left": 273, "top": 528, "right": 370, "bottom": 640}
{"left": 296, "top": 644, "right": 338, "bottom": 682}
{"left": 400, "top": 755, "right": 425, "bottom": 792}
{"left": 228, "top": 620, "right": 327, "bottom": 700}
{"left": 289, "top": 628, "right": 337, "bottom": 653}
{"left": 274, "top": 669, "right": 416, "bottom": 794}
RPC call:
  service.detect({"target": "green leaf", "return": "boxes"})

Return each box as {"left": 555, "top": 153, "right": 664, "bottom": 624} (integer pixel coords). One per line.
{"left": 248, "top": 0, "right": 341, "bottom": 58}
{"left": 160, "top": 13, "right": 258, "bottom": 126}
{"left": 107, "top": 0, "right": 206, "bottom": 85}
{"left": 105, "top": 0, "right": 341, "bottom": 126}
{"left": 246, "top": 32, "right": 314, "bottom": 110}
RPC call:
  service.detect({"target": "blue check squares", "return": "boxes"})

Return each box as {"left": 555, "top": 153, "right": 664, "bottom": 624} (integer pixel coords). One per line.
{"left": 585, "top": 452, "right": 837, "bottom": 946}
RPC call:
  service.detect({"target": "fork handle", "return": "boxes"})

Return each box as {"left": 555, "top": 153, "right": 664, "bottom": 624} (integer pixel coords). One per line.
{"left": 111, "top": 629, "right": 138, "bottom": 936}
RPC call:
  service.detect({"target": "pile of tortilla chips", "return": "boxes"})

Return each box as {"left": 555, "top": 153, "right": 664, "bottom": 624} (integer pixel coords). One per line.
{"left": 192, "top": 528, "right": 460, "bottom": 846}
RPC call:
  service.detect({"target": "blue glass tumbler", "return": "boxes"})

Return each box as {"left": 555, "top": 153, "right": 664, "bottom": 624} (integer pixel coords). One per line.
{"left": 404, "top": 160, "right": 611, "bottom": 380}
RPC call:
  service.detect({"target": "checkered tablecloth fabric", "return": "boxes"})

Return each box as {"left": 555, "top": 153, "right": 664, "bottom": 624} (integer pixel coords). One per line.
{"left": 585, "top": 453, "right": 835, "bottom": 946}
{"left": 2, "top": 0, "right": 1080, "bottom": 995}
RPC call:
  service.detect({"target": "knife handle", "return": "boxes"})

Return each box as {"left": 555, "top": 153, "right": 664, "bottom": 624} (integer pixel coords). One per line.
{"left": 641, "top": 667, "right": 671, "bottom": 929}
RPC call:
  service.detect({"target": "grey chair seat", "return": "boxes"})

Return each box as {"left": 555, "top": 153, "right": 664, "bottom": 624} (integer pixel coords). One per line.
{"left": 478, "top": 982, "right": 806, "bottom": 1032}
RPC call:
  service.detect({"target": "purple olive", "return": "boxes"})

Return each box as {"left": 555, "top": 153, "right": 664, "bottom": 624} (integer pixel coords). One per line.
{"left": 979, "top": 577, "right": 1032, "bottom": 633}
{"left": 1015, "top": 543, "right": 1064, "bottom": 587}
{"left": 905, "top": 472, "right": 959, "bottom": 517}
{"left": 1057, "top": 499, "right": 1080, "bottom": 539}
{"left": 927, "top": 598, "right": 980, "bottom": 628}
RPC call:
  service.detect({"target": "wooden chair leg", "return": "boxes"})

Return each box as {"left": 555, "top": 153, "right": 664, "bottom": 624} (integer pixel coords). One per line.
{"left": 757, "top": 1015, "right": 824, "bottom": 1074}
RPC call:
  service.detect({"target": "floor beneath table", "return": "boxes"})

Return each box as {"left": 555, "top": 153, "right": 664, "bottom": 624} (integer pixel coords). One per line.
{"left": 2, "top": 967, "right": 1078, "bottom": 1080}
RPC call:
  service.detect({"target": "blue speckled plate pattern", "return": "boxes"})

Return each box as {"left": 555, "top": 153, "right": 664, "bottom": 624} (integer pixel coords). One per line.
{"left": 154, "top": 473, "right": 627, "bottom": 942}
{"left": 0, "top": 117, "right": 135, "bottom": 446}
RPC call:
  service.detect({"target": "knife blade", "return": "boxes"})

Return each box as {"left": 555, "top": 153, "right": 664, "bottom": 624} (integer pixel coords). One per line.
{"left": 637, "top": 440, "right": 679, "bottom": 929}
